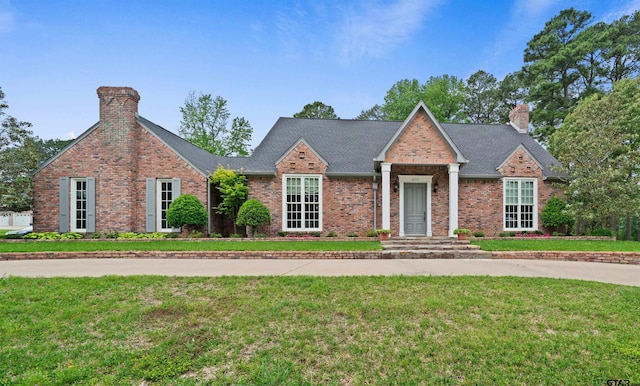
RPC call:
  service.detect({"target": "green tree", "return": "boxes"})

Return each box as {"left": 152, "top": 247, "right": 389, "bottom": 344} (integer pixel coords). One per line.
{"left": 166, "top": 194, "right": 208, "bottom": 234}
{"left": 209, "top": 165, "right": 248, "bottom": 234}
{"left": 293, "top": 101, "right": 339, "bottom": 119}
{"left": 355, "top": 104, "right": 386, "bottom": 120}
{"left": 600, "top": 11, "right": 640, "bottom": 84}
{"left": 179, "top": 91, "right": 252, "bottom": 156}
{"left": 462, "top": 70, "right": 501, "bottom": 124}
{"left": 381, "top": 79, "right": 425, "bottom": 120}
{"left": 523, "top": 8, "right": 594, "bottom": 144}
{"left": 236, "top": 199, "right": 271, "bottom": 237}
{"left": 0, "top": 87, "right": 40, "bottom": 212}
{"left": 496, "top": 71, "right": 528, "bottom": 123}
{"left": 422, "top": 75, "right": 465, "bottom": 122}
{"left": 549, "top": 78, "right": 640, "bottom": 232}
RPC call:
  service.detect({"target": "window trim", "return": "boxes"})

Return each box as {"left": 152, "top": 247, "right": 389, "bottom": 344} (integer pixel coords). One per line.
{"left": 156, "top": 179, "right": 174, "bottom": 232}
{"left": 70, "top": 178, "right": 88, "bottom": 232}
{"left": 503, "top": 177, "right": 537, "bottom": 231}
{"left": 282, "top": 174, "right": 323, "bottom": 232}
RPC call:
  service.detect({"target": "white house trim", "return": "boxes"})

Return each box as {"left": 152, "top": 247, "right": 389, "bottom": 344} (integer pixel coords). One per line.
{"left": 398, "top": 175, "right": 433, "bottom": 237}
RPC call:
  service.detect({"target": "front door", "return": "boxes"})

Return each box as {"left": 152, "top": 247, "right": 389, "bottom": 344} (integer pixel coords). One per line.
{"left": 404, "top": 183, "right": 427, "bottom": 235}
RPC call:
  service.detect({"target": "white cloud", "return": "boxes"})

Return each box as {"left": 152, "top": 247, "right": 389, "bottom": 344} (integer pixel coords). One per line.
{"left": 601, "top": 0, "right": 640, "bottom": 22}
{"left": 65, "top": 131, "right": 76, "bottom": 139}
{"left": 337, "top": 0, "right": 444, "bottom": 65}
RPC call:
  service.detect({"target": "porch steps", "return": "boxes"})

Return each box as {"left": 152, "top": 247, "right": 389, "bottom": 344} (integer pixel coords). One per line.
{"left": 380, "top": 237, "right": 492, "bottom": 259}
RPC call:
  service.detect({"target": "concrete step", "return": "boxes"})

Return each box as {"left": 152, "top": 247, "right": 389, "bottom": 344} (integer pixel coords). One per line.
{"left": 380, "top": 249, "right": 492, "bottom": 259}
{"left": 382, "top": 243, "right": 482, "bottom": 251}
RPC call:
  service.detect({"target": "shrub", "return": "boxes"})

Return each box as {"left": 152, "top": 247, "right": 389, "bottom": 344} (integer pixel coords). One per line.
{"left": 325, "top": 231, "right": 337, "bottom": 237}
{"left": 589, "top": 228, "right": 614, "bottom": 237}
{"left": 277, "top": 231, "right": 287, "bottom": 237}
{"left": 105, "top": 231, "right": 119, "bottom": 239}
{"left": 166, "top": 194, "right": 208, "bottom": 234}
{"left": 365, "top": 229, "right": 377, "bottom": 237}
{"left": 453, "top": 228, "right": 471, "bottom": 236}
{"left": 229, "top": 233, "right": 242, "bottom": 238}
{"left": 473, "top": 231, "right": 484, "bottom": 237}
{"left": 236, "top": 199, "right": 271, "bottom": 237}
{"left": 211, "top": 233, "right": 222, "bottom": 238}
{"left": 541, "top": 197, "right": 573, "bottom": 233}
{"left": 499, "top": 231, "right": 516, "bottom": 237}
{"left": 188, "top": 231, "right": 204, "bottom": 238}
{"left": 347, "top": 232, "right": 359, "bottom": 237}
{"left": 91, "top": 232, "right": 102, "bottom": 239}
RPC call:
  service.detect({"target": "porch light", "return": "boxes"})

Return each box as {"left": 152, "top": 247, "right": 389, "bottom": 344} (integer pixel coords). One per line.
{"left": 433, "top": 180, "right": 438, "bottom": 193}
{"left": 393, "top": 180, "right": 399, "bottom": 193}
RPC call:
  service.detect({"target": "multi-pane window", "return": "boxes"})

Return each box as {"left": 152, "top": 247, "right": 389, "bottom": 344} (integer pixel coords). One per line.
{"left": 71, "top": 178, "right": 87, "bottom": 232}
{"left": 504, "top": 178, "right": 536, "bottom": 230}
{"left": 284, "top": 175, "right": 321, "bottom": 231}
{"left": 157, "top": 179, "right": 173, "bottom": 231}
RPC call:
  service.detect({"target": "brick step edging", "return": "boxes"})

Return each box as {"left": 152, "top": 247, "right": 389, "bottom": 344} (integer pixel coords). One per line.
{"left": 0, "top": 251, "right": 638, "bottom": 264}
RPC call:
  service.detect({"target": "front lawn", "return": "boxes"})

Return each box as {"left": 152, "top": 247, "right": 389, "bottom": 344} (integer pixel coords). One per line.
{"left": 1, "top": 276, "right": 637, "bottom": 385}
{"left": 0, "top": 239, "right": 381, "bottom": 253}
{"left": 473, "top": 239, "right": 640, "bottom": 252}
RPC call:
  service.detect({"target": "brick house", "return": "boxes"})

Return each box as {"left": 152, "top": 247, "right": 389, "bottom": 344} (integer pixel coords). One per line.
{"left": 33, "top": 87, "right": 562, "bottom": 237}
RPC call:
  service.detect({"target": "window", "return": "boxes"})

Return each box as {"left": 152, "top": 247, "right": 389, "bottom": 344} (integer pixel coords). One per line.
{"left": 71, "top": 178, "right": 87, "bottom": 232}
{"left": 504, "top": 178, "right": 537, "bottom": 230}
{"left": 157, "top": 179, "right": 174, "bottom": 232}
{"left": 283, "top": 175, "right": 322, "bottom": 231}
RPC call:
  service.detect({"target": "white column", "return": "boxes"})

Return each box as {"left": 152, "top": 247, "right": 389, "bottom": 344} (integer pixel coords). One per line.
{"left": 448, "top": 163, "right": 459, "bottom": 237}
{"left": 381, "top": 163, "right": 391, "bottom": 230}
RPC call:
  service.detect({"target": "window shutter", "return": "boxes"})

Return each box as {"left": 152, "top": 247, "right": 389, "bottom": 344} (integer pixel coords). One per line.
{"left": 146, "top": 178, "right": 156, "bottom": 232}
{"left": 171, "top": 178, "right": 181, "bottom": 232}
{"left": 59, "top": 177, "right": 69, "bottom": 233}
{"left": 86, "top": 177, "right": 96, "bottom": 233}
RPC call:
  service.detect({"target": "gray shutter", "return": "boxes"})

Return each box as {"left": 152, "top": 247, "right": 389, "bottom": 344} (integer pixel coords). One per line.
{"left": 171, "top": 178, "right": 181, "bottom": 232}
{"left": 86, "top": 177, "right": 96, "bottom": 233}
{"left": 59, "top": 177, "right": 69, "bottom": 233}
{"left": 146, "top": 178, "right": 156, "bottom": 232}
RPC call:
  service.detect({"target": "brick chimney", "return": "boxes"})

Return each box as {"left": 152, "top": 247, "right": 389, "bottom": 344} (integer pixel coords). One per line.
{"left": 97, "top": 86, "right": 140, "bottom": 133}
{"left": 509, "top": 104, "right": 529, "bottom": 133}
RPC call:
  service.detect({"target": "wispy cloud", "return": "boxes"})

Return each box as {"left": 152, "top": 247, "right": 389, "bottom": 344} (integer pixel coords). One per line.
{"left": 601, "top": 0, "right": 640, "bottom": 22}
{"left": 337, "top": 0, "right": 444, "bottom": 65}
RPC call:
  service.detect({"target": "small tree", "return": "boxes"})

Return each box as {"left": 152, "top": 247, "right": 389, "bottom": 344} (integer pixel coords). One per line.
{"left": 210, "top": 165, "right": 248, "bottom": 234}
{"left": 166, "top": 194, "right": 208, "bottom": 234}
{"left": 541, "top": 197, "right": 573, "bottom": 234}
{"left": 236, "top": 199, "right": 271, "bottom": 237}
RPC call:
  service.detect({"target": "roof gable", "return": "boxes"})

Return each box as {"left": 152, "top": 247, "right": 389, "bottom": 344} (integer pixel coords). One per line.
{"left": 376, "top": 101, "right": 467, "bottom": 164}
{"left": 275, "top": 138, "right": 329, "bottom": 167}
{"left": 497, "top": 144, "right": 544, "bottom": 172}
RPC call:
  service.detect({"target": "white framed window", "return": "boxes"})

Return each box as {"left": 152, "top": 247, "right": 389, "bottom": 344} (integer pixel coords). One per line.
{"left": 282, "top": 174, "right": 322, "bottom": 231}
{"left": 70, "top": 178, "right": 87, "bottom": 232}
{"left": 504, "top": 178, "right": 537, "bottom": 231}
{"left": 157, "top": 179, "right": 174, "bottom": 232}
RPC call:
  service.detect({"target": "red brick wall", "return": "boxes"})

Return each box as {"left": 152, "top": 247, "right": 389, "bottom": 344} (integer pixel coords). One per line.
{"left": 248, "top": 141, "right": 379, "bottom": 237}
{"left": 33, "top": 87, "right": 208, "bottom": 233}
{"left": 386, "top": 110, "right": 456, "bottom": 164}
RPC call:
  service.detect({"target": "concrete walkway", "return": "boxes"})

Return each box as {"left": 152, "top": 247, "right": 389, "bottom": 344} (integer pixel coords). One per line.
{"left": 1, "top": 258, "right": 638, "bottom": 286}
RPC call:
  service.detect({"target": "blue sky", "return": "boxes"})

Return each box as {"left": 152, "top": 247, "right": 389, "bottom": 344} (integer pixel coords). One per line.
{"left": 1, "top": 0, "right": 639, "bottom": 149}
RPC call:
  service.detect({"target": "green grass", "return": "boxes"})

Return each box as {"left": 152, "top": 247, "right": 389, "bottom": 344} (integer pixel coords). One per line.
{"left": 474, "top": 239, "right": 640, "bottom": 252}
{"left": 1, "top": 276, "right": 638, "bottom": 385}
{"left": 0, "top": 239, "right": 381, "bottom": 253}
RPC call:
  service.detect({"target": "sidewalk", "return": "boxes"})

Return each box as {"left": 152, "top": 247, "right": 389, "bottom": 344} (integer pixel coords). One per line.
{"left": 1, "top": 258, "right": 638, "bottom": 286}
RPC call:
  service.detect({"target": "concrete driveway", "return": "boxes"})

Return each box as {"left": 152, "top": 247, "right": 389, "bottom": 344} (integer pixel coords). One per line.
{"left": 1, "top": 258, "right": 638, "bottom": 286}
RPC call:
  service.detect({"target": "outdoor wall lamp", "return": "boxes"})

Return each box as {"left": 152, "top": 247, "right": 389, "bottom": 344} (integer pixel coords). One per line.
{"left": 393, "top": 180, "right": 399, "bottom": 193}
{"left": 433, "top": 180, "right": 439, "bottom": 193}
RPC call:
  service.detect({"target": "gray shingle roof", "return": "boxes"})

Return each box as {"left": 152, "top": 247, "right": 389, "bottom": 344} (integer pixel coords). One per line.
{"left": 137, "top": 115, "right": 250, "bottom": 176}
{"left": 245, "top": 117, "right": 562, "bottom": 179}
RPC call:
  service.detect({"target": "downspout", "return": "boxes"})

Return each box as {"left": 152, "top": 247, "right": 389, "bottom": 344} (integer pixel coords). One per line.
{"left": 372, "top": 176, "right": 378, "bottom": 230}
{"left": 207, "top": 178, "right": 211, "bottom": 236}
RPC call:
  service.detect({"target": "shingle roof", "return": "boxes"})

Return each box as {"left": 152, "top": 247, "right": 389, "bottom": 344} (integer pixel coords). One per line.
{"left": 245, "top": 117, "right": 562, "bottom": 179}
{"left": 137, "top": 115, "right": 250, "bottom": 176}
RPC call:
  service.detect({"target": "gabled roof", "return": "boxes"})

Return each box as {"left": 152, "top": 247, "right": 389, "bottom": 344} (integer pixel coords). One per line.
{"left": 33, "top": 115, "right": 250, "bottom": 177}
{"left": 245, "top": 112, "right": 562, "bottom": 180}
{"left": 137, "top": 116, "right": 249, "bottom": 175}
{"left": 274, "top": 138, "right": 329, "bottom": 167}
{"left": 375, "top": 101, "right": 467, "bottom": 164}
{"left": 246, "top": 117, "right": 401, "bottom": 176}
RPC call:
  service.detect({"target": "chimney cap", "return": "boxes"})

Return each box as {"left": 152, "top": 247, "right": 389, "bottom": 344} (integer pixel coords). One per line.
{"left": 97, "top": 86, "right": 140, "bottom": 102}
